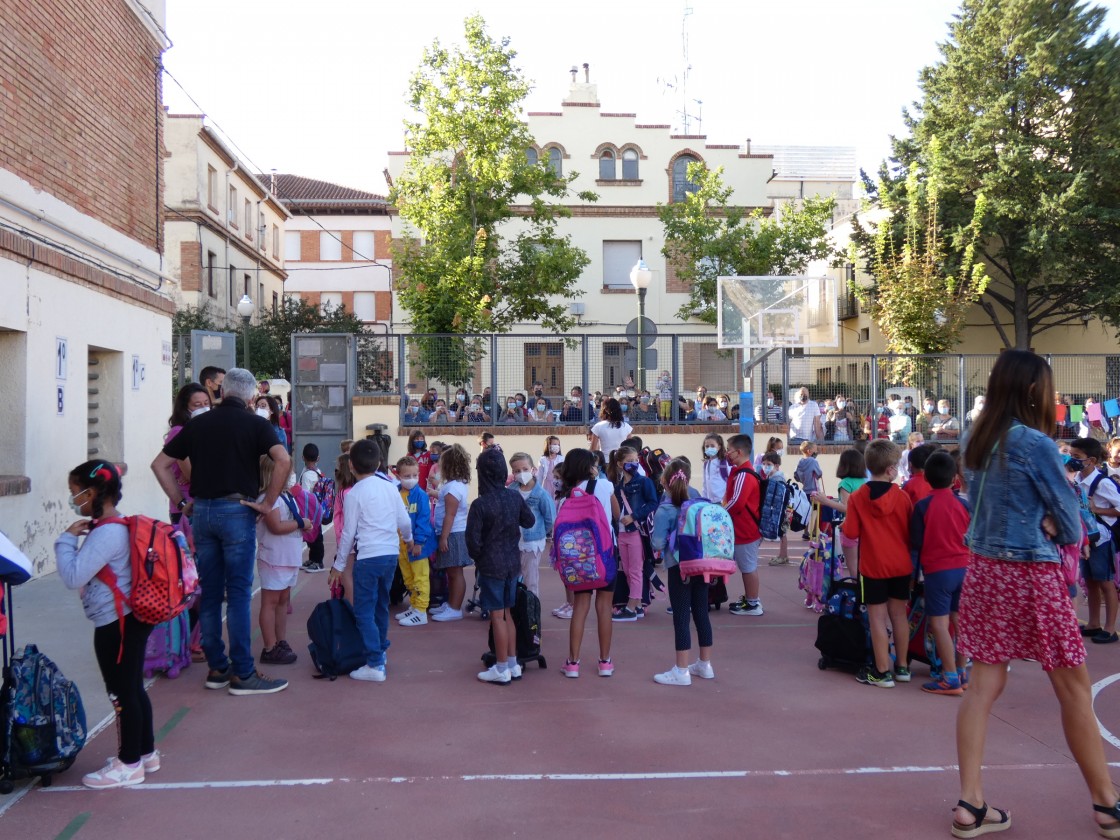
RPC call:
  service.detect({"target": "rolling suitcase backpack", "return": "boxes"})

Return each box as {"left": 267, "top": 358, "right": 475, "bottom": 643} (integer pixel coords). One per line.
{"left": 481, "top": 582, "right": 547, "bottom": 670}
{"left": 143, "top": 611, "right": 192, "bottom": 679}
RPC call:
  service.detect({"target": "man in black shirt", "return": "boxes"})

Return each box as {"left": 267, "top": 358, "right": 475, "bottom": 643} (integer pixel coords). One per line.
{"left": 153, "top": 368, "right": 291, "bottom": 696}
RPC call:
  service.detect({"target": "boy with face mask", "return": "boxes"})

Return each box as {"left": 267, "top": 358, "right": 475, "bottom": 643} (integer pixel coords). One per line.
{"left": 394, "top": 456, "right": 436, "bottom": 626}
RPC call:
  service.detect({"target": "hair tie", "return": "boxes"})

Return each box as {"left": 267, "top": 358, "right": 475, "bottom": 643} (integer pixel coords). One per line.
{"left": 671, "top": 470, "right": 687, "bottom": 483}
{"left": 89, "top": 463, "right": 115, "bottom": 482}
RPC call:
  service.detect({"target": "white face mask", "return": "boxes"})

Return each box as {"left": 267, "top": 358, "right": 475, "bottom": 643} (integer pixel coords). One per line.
{"left": 938, "top": 406, "right": 949, "bottom": 415}
{"left": 704, "top": 446, "right": 718, "bottom": 458}
{"left": 190, "top": 406, "right": 209, "bottom": 419}
{"left": 400, "top": 477, "right": 419, "bottom": 490}
{"left": 516, "top": 470, "right": 534, "bottom": 486}
{"left": 256, "top": 408, "right": 271, "bottom": 419}
{"left": 836, "top": 401, "right": 846, "bottom": 410}
{"left": 550, "top": 444, "right": 560, "bottom": 454}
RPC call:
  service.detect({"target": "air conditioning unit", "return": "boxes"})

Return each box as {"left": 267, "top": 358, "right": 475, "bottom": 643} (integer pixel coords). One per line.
{"left": 569, "top": 302, "right": 586, "bottom": 316}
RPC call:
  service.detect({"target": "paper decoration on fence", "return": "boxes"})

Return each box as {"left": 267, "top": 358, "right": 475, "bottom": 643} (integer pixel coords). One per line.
{"left": 1105, "top": 399, "right": 1120, "bottom": 419}
{"left": 1087, "top": 402, "right": 1103, "bottom": 422}
{"left": 1071, "top": 406, "right": 1084, "bottom": 423}
{"left": 1056, "top": 404, "right": 1069, "bottom": 423}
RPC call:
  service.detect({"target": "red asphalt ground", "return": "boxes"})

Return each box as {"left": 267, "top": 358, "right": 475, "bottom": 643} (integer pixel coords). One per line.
{"left": 3, "top": 539, "right": 1120, "bottom": 840}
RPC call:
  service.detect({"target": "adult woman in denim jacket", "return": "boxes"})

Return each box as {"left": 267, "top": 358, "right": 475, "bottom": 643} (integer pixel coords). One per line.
{"left": 954, "top": 350, "right": 1120, "bottom": 839}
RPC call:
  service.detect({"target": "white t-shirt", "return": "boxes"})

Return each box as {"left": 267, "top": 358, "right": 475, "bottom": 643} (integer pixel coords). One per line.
{"left": 565, "top": 477, "right": 614, "bottom": 525}
{"left": 703, "top": 458, "right": 729, "bottom": 502}
{"left": 787, "top": 401, "right": 820, "bottom": 439}
{"left": 435, "top": 479, "right": 469, "bottom": 533}
{"left": 257, "top": 495, "right": 304, "bottom": 568}
{"left": 1080, "top": 470, "right": 1120, "bottom": 544}
{"left": 591, "top": 420, "right": 633, "bottom": 457}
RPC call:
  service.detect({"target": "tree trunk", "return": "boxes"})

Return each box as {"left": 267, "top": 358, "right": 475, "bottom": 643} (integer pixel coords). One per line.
{"left": 1013, "top": 282, "right": 1031, "bottom": 350}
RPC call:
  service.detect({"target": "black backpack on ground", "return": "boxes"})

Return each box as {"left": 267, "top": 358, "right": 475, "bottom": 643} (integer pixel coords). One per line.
{"left": 481, "top": 582, "right": 547, "bottom": 670}
{"left": 307, "top": 593, "right": 367, "bottom": 680}
{"left": 814, "top": 577, "right": 870, "bottom": 671}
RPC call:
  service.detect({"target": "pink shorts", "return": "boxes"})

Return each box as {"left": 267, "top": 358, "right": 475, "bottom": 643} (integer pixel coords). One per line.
{"left": 258, "top": 560, "right": 299, "bottom": 591}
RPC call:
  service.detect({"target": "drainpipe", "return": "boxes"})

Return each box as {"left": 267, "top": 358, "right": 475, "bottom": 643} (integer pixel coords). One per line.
{"left": 224, "top": 161, "right": 239, "bottom": 326}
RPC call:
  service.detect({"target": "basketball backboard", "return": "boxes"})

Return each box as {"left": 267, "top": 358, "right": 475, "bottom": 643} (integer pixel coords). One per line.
{"left": 716, "top": 275, "right": 839, "bottom": 350}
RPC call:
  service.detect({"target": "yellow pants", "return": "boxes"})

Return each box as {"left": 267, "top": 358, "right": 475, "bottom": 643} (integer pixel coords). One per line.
{"left": 659, "top": 400, "right": 672, "bottom": 420}
{"left": 398, "top": 544, "right": 431, "bottom": 611}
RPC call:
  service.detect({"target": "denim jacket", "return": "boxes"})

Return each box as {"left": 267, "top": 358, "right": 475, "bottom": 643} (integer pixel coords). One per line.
{"left": 965, "top": 423, "right": 1079, "bottom": 562}
{"left": 650, "top": 487, "right": 701, "bottom": 569}
{"left": 518, "top": 482, "right": 556, "bottom": 542}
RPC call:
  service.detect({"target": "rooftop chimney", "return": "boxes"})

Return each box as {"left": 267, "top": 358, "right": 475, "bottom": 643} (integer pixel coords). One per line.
{"left": 583, "top": 62, "right": 590, "bottom": 82}
{"left": 563, "top": 62, "right": 599, "bottom": 107}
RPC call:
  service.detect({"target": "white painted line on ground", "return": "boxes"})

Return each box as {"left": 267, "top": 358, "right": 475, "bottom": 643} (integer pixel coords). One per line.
{"left": 38, "top": 761, "right": 1095, "bottom": 793}
{"left": 1090, "top": 672, "right": 1120, "bottom": 751}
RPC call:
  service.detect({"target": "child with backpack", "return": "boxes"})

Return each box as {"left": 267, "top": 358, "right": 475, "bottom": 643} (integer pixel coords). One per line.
{"left": 759, "top": 451, "right": 793, "bottom": 566}
{"left": 469, "top": 448, "right": 536, "bottom": 684}
{"left": 432, "top": 443, "right": 473, "bottom": 622}
{"left": 702, "top": 435, "right": 731, "bottom": 502}
{"left": 902, "top": 443, "right": 939, "bottom": 504}
{"left": 841, "top": 440, "right": 914, "bottom": 688}
{"left": 55, "top": 461, "right": 157, "bottom": 789}
{"left": 793, "top": 440, "right": 822, "bottom": 496}
{"left": 555, "top": 448, "right": 619, "bottom": 677}
{"left": 394, "top": 455, "right": 436, "bottom": 626}
{"left": 509, "top": 452, "right": 555, "bottom": 596}
{"left": 910, "top": 451, "right": 972, "bottom": 695}
{"left": 257, "top": 455, "right": 313, "bottom": 665}
{"left": 299, "top": 443, "right": 326, "bottom": 573}
{"left": 1069, "top": 437, "right": 1120, "bottom": 644}
{"left": 549, "top": 462, "right": 575, "bottom": 620}
{"left": 333, "top": 453, "right": 357, "bottom": 601}
{"left": 650, "top": 458, "right": 720, "bottom": 685}
{"left": 724, "top": 433, "right": 764, "bottom": 617}
{"left": 329, "top": 440, "right": 413, "bottom": 682}
{"left": 810, "top": 448, "right": 868, "bottom": 577}
{"left": 610, "top": 446, "right": 659, "bottom": 621}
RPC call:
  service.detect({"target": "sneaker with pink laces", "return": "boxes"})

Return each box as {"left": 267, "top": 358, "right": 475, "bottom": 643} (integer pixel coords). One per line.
{"left": 561, "top": 659, "right": 580, "bottom": 678}
{"left": 598, "top": 658, "right": 615, "bottom": 677}
{"left": 82, "top": 756, "right": 145, "bottom": 790}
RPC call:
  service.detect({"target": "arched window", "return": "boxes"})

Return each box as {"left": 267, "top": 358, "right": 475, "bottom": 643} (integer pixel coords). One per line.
{"left": 548, "top": 147, "right": 563, "bottom": 176}
{"left": 622, "top": 149, "right": 639, "bottom": 180}
{"left": 672, "top": 154, "right": 700, "bottom": 202}
{"left": 598, "top": 150, "right": 616, "bottom": 180}
{"left": 526, "top": 147, "right": 538, "bottom": 166}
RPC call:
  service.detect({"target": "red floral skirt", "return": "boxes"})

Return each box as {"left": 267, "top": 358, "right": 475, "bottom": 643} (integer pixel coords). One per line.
{"left": 957, "top": 553, "right": 1086, "bottom": 672}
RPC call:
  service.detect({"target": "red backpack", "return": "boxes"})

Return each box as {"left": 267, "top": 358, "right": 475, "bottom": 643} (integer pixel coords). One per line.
{"left": 95, "top": 516, "right": 199, "bottom": 640}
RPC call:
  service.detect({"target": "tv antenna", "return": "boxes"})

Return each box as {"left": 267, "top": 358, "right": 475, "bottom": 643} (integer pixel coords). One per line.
{"left": 657, "top": 4, "right": 702, "bottom": 134}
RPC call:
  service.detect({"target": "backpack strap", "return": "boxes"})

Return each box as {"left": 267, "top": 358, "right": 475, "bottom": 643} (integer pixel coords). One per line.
{"left": 280, "top": 492, "right": 306, "bottom": 530}
{"left": 91, "top": 516, "right": 135, "bottom": 664}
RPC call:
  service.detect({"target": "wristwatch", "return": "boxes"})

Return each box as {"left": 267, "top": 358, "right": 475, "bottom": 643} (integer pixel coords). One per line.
{"left": 176, "top": 499, "right": 188, "bottom": 511}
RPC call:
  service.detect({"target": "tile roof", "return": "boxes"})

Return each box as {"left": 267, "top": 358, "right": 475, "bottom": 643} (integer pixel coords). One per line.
{"left": 260, "top": 174, "right": 389, "bottom": 210}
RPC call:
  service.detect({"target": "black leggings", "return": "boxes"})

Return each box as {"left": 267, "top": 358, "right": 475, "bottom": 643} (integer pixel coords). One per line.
{"left": 668, "top": 568, "right": 713, "bottom": 652}
{"left": 92, "top": 614, "right": 154, "bottom": 765}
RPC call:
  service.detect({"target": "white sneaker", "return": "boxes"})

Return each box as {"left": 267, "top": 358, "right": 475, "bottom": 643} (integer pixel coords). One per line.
{"left": 398, "top": 609, "right": 428, "bottom": 626}
{"left": 653, "top": 666, "right": 692, "bottom": 686}
{"left": 552, "top": 603, "right": 573, "bottom": 619}
{"left": 395, "top": 607, "right": 414, "bottom": 620}
{"left": 477, "top": 664, "right": 512, "bottom": 685}
{"left": 509, "top": 661, "right": 523, "bottom": 680}
{"left": 429, "top": 602, "right": 449, "bottom": 616}
{"left": 82, "top": 756, "right": 145, "bottom": 789}
{"left": 141, "top": 749, "right": 161, "bottom": 773}
{"left": 688, "top": 660, "right": 716, "bottom": 680}
{"left": 432, "top": 608, "right": 463, "bottom": 622}
{"left": 350, "top": 664, "right": 386, "bottom": 682}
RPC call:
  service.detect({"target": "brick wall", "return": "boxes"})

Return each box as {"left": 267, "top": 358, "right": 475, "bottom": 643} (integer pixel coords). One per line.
{"left": 180, "top": 241, "right": 201, "bottom": 292}
{"left": 0, "top": 1, "right": 164, "bottom": 251}
{"left": 300, "top": 230, "right": 319, "bottom": 261}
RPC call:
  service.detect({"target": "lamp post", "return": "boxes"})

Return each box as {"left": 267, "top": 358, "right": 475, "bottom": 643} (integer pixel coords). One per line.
{"left": 629, "top": 258, "right": 652, "bottom": 391}
{"left": 236, "top": 294, "right": 254, "bottom": 373}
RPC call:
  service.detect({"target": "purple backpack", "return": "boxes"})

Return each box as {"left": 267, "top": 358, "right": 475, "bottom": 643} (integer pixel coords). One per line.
{"left": 283, "top": 487, "right": 322, "bottom": 543}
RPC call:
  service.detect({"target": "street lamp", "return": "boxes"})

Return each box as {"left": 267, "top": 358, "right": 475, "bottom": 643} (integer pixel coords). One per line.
{"left": 236, "top": 294, "right": 254, "bottom": 372}
{"left": 629, "top": 258, "right": 652, "bottom": 391}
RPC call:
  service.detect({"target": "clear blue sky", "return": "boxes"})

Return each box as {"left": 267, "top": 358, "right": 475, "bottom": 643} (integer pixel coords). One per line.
{"left": 163, "top": 0, "right": 1120, "bottom": 195}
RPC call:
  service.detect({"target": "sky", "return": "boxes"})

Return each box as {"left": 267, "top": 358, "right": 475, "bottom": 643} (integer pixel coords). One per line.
{"left": 162, "top": 0, "right": 1120, "bottom": 195}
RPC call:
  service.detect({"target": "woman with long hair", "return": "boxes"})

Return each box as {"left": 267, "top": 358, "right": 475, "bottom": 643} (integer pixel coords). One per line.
{"left": 953, "top": 350, "right": 1119, "bottom": 838}
{"left": 589, "top": 398, "right": 632, "bottom": 459}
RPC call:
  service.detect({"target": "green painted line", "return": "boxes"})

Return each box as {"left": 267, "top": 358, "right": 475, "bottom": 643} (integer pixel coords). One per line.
{"left": 154, "top": 706, "right": 190, "bottom": 743}
{"left": 54, "top": 812, "right": 90, "bottom": 840}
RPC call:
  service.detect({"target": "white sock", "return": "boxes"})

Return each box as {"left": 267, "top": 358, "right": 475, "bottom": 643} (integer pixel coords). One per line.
{"left": 507, "top": 656, "right": 518, "bottom": 667}
{"left": 495, "top": 662, "right": 509, "bottom": 673}
{"left": 674, "top": 665, "right": 688, "bottom": 675}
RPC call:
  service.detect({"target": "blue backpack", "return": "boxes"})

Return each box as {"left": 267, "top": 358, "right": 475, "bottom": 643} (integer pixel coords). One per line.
{"left": 306, "top": 592, "right": 366, "bottom": 680}
{"left": 758, "top": 479, "right": 792, "bottom": 541}
{"left": 1, "top": 642, "right": 87, "bottom": 782}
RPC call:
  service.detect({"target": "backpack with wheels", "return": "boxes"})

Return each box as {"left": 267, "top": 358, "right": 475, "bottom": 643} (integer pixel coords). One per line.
{"left": 306, "top": 585, "right": 366, "bottom": 680}
{"left": 671, "top": 499, "right": 737, "bottom": 583}
{"left": 551, "top": 480, "right": 616, "bottom": 591}
{"left": 482, "top": 582, "right": 547, "bottom": 670}
{"left": 312, "top": 473, "right": 337, "bottom": 526}
{"left": 143, "top": 611, "right": 191, "bottom": 679}
{"left": 814, "top": 577, "right": 870, "bottom": 671}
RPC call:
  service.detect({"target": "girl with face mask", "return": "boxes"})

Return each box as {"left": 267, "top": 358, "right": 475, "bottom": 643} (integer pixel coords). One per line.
{"left": 407, "top": 430, "right": 434, "bottom": 491}
{"left": 610, "top": 446, "right": 658, "bottom": 621}
{"left": 538, "top": 436, "right": 565, "bottom": 502}
{"left": 509, "top": 452, "right": 556, "bottom": 598}
{"left": 701, "top": 435, "right": 731, "bottom": 502}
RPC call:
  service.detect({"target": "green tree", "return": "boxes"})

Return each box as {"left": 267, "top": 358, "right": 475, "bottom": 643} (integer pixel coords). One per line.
{"left": 390, "top": 15, "right": 592, "bottom": 385}
{"left": 171, "top": 303, "right": 218, "bottom": 336}
{"left": 242, "top": 297, "right": 365, "bottom": 380}
{"left": 658, "top": 163, "right": 837, "bottom": 324}
{"left": 856, "top": 0, "right": 1120, "bottom": 350}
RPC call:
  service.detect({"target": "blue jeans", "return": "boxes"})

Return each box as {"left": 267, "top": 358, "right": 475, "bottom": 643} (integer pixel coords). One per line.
{"left": 192, "top": 499, "right": 258, "bottom": 678}
{"left": 352, "top": 555, "right": 397, "bottom": 667}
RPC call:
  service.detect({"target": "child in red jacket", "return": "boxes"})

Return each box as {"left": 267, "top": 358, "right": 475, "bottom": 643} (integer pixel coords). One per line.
{"left": 842, "top": 439, "right": 914, "bottom": 689}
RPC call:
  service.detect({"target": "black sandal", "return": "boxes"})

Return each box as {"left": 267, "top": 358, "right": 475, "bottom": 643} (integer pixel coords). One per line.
{"left": 951, "top": 800, "right": 1011, "bottom": 838}
{"left": 1093, "top": 801, "right": 1120, "bottom": 839}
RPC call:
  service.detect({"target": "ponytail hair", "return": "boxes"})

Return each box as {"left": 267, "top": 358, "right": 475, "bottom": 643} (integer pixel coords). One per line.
{"left": 68, "top": 460, "right": 122, "bottom": 520}
{"left": 662, "top": 457, "right": 692, "bottom": 507}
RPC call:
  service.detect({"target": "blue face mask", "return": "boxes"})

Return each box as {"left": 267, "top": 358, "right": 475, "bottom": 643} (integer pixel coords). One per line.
{"left": 515, "top": 399, "right": 524, "bottom": 407}
{"left": 621, "top": 404, "right": 629, "bottom": 412}
{"left": 430, "top": 452, "right": 440, "bottom": 463}
{"left": 413, "top": 440, "right": 426, "bottom": 450}
{"left": 623, "top": 462, "right": 640, "bottom": 475}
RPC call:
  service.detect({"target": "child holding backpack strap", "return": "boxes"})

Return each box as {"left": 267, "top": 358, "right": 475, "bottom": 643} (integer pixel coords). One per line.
{"left": 55, "top": 461, "right": 157, "bottom": 790}
{"left": 811, "top": 448, "right": 868, "bottom": 578}
{"left": 610, "top": 446, "right": 658, "bottom": 621}
{"left": 650, "top": 459, "right": 716, "bottom": 685}
{"left": 555, "top": 449, "right": 619, "bottom": 678}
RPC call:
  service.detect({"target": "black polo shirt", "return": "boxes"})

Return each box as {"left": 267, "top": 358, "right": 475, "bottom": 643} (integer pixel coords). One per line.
{"left": 162, "top": 396, "right": 280, "bottom": 500}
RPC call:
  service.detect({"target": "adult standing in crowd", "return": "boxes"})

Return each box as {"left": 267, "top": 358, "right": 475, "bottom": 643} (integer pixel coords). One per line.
{"left": 164, "top": 383, "right": 209, "bottom": 523}
{"left": 954, "top": 350, "right": 1119, "bottom": 838}
{"left": 787, "top": 386, "right": 822, "bottom": 444}
{"left": 199, "top": 366, "right": 225, "bottom": 406}
{"left": 590, "top": 398, "right": 633, "bottom": 460}
{"left": 152, "top": 368, "right": 291, "bottom": 696}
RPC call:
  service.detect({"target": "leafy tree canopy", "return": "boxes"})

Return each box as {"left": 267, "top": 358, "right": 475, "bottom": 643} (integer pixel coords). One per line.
{"left": 856, "top": 0, "right": 1120, "bottom": 350}
{"left": 658, "top": 163, "right": 837, "bottom": 324}
{"left": 242, "top": 297, "right": 365, "bottom": 380}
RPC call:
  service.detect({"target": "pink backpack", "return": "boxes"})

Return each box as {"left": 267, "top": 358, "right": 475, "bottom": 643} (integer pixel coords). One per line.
{"left": 282, "top": 487, "right": 322, "bottom": 543}
{"left": 551, "top": 480, "right": 616, "bottom": 591}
